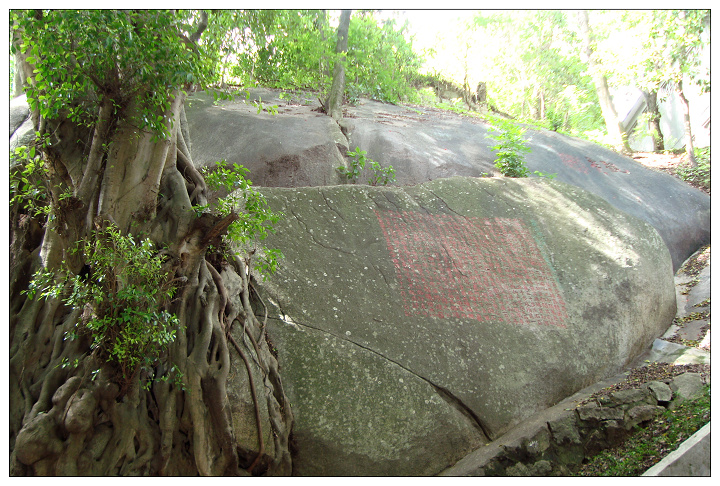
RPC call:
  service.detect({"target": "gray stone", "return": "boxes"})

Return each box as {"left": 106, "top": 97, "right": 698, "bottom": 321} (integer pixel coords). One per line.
{"left": 523, "top": 427, "right": 551, "bottom": 457}
{"left": 610, "top": 388, "right": 653, "bottom": 407}
{"left": 670, "top": 373, "right": 706, "bottom": 406}
{"left": 505, "top": 461, "right": 530, "bottom": 476}
{"left": 344, "top": 100, "right": 709, "bottom": 271}
{"left": 625, "top": 405, "right": 665, "bottom": 429}
{"left": 185, "top": 90, "right": 345, "bottom": 187}
{"left": 268, "top": 322, "right": 485, "bottom": 476}
{"left": 687, "top": 264, "right": 710, "bottom": 305}
{"left": 548, "top": 415, "right": 582, "bottom": 446}
{"left": 676, "top": 319, "right": 710, "bottom": 342}
{"left": 602, "top": 420, "right": 628, "bottom": 444}
{"left": 643, "top": 338, "right": 710, "bottom": 365}
{"left": 181, "top": 90, "right": 710, "bottom": 272}
{"left": 642, "top": 422, "right": 710, "bottom": 476}
{"left": 576, "top": 405, "right": 624, "bottom": 423}
{"left": 10, "top": 94, "right": 30, "bottom": 136}
{"left": 646, "top": 380, "right": 673, "bottom": 403}
{"left": 249, "top": 177, "right": 676, "bottom": 475}
{"left": 530, "top": 459, "right": 553, "bottom": 476}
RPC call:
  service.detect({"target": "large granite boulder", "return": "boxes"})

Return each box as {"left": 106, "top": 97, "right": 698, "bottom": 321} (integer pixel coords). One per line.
{"left": 186, "top": 89, "right": 709, "bottom": 272}
{"left": 245, "top": 176, "right": 677, "bottom": 475}
{"left": 185, "top": 90, "right": 347, "bottom": 187}
{"left": 343, "top": 100, "right": 709, "bottom": 272}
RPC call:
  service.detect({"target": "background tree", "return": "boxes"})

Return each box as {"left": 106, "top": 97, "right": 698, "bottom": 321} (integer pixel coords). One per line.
{"left": 10, "top": 9, "right": 292, "bottom": 476}
{"left": 230, "top": 10, "right": 333, "bottom": 91}
{"left": 576, "top": 10, "right": 632, "bottom": 153}
{"left": 345, "top": 11, "right": 423, "bottom": 103}
{"left": 226, "top": 10, "right": 423, "bottom": 105}
{"left": 456, "top": 11, "right": 603, "bottom": 135}
{"left": 589, "top": 10, "right": 709, "bottom": 156}
{"left": 649, "top": 9, "right": 710, "bottom": 166}
{"left": 324, "top": 9, "right": 351, "bottom": 120}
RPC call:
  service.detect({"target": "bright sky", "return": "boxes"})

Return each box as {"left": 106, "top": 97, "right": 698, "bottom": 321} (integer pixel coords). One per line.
{"left": 376, "top": 9, "right": 481, "bottom": 82}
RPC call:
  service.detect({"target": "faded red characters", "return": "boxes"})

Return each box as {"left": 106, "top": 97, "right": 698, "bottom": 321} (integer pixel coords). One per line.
{"left": 375, "top": 210, "right": 568, "bottom": 328}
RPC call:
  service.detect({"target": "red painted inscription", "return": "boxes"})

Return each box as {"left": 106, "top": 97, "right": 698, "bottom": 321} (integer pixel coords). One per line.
{"left": 375, "top": 211, "right": 568, "bottom": 327}
{"left": 559, "top": 153, "right": 630, "bottom": 175}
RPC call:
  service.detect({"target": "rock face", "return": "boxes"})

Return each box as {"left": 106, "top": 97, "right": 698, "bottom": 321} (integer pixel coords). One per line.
{"left": 185, "top": 89, "right": 709, "bottom": 272}
{"left": 245, "top": 176, "right": 677, "bottom": 475}
{"left": 185, "top": 90, "right": 347, "bottom": 187}
{"left": 342, "top": 101, "right": 709, "bottom": 273}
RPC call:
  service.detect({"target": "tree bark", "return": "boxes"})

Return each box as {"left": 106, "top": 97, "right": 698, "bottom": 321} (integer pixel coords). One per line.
{"left": 9, "top": 13, "right": 293, "bottom": 476}
{"left": 577, "top": 10, "right": 633, "bottom": 154}
{"left": 643, "top": 90, "right": 665, "bottom": 152}
{"left": 325, "top": 10, "right": 352, "bottom": 121}
{"left": 676, "top": 81, "right": 697, "bottom": 166}
{"left": 315, "top": 10, "right": 332, "bottom": 79}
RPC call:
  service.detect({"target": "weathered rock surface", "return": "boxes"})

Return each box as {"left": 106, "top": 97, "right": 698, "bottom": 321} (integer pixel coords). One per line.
{"left": 244, "top": 176, "right": 676, "bottom": 475}
{"left": 185, "top": 88, "right": 709, "bottom": 271}
{"left": 343, "top": 100, "right": 709, "bottom": 272}
{"left": 10, "top": 94, "right": 30, "bottom": 136}
{"left": 185, "top": 90, "right": 347, "bottom": 187}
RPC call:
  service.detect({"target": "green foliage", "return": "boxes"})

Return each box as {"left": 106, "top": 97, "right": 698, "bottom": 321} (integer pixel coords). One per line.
{"left": 532, "top": 170, "right": 557, "bottom": 179}
{"left": 345, "top": 12, "right": 423, "bottom": 103}
{"left": 677, "top": 147, "right": 710, "bottom": 191}
{"left": 467, "top": 13, "right": 594, "bottom": 134}
{"left": 252, "top": 96, "right": 279, "bottom": 115}
{"left": 338, "top": 147, "right": 395, "bottom": 185}
{"left": 648, "top": 10, "right": 710, "bottom": 90}
{"left": 545, "top": 107, "right": 563, "bottom": 132}
{"left": 228, "top": 10, "right": 423, "bottom": 104}
{"left": 455, "top": 10, "right": 604, "bottom": 135}
{"left": 196, "top": 160, "right": 283, "bottom": 277}
{"left": 12, "top": 10, "right": 227, "bottom": 140}
{"left": 337, "top": 147, "right": 366, "bottom": 183}
{"left": 576, "top": 385, "right": 710, "bottom": 476}
{"left": 368, "top": 159, "right": 396, "bottom": 186}
{"left": 485, "top": 117, "right": 531, "bottom": 178}
{"left": 231, "top": 10, "right": 333, "bottom": 91}
{"left": 9, "top": 136, "right": 52, "bottom": 221}
{"left": 25, "top": 225, "right": 181, "bottom": 387}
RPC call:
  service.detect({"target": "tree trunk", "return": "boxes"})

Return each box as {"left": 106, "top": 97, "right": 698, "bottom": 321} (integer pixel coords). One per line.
{"left": 325, "top": 10, "right": 352, "bottom": 121}
{"left": 9, "top": 17, "right": 293, "bottom": 476}
{"left": 315, "top": 10, "right": 332, "bottom": 79}
{"left": 643, "top": 90, "right": 665, "bottom": 152}
{"left": 11, "top": 22, "right": 31, "bottom": 98}
{"left": 676, "top": 81, "right": 697, "bottom": 167}
{"left": 577, "top": 10, "right": 633, "bottom": 154}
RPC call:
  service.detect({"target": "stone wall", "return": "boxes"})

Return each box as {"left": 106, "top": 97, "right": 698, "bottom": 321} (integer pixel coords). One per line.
{"left": 440, "top": 372, "right": 708, "bottom": 476}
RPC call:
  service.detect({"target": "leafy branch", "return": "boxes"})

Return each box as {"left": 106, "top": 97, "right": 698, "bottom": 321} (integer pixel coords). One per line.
{"left": 25, "top": 225, "right": 183, "bottom": 391}
{"left": 195, "top": 160, "right": 284, "bottom": 278}
{"left": 338, "top": 147, "right": 396, "bottom": 185}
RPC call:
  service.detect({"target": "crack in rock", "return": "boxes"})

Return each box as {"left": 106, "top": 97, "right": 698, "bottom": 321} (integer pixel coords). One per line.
{"left": 319, "top": 190, "right": 346, "bottom": 223}
{"left": 264, "top": 313, "right": 490, "bottom": 442}
{"left": 287, "top": 206, "right": 354, "bottom": 255}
